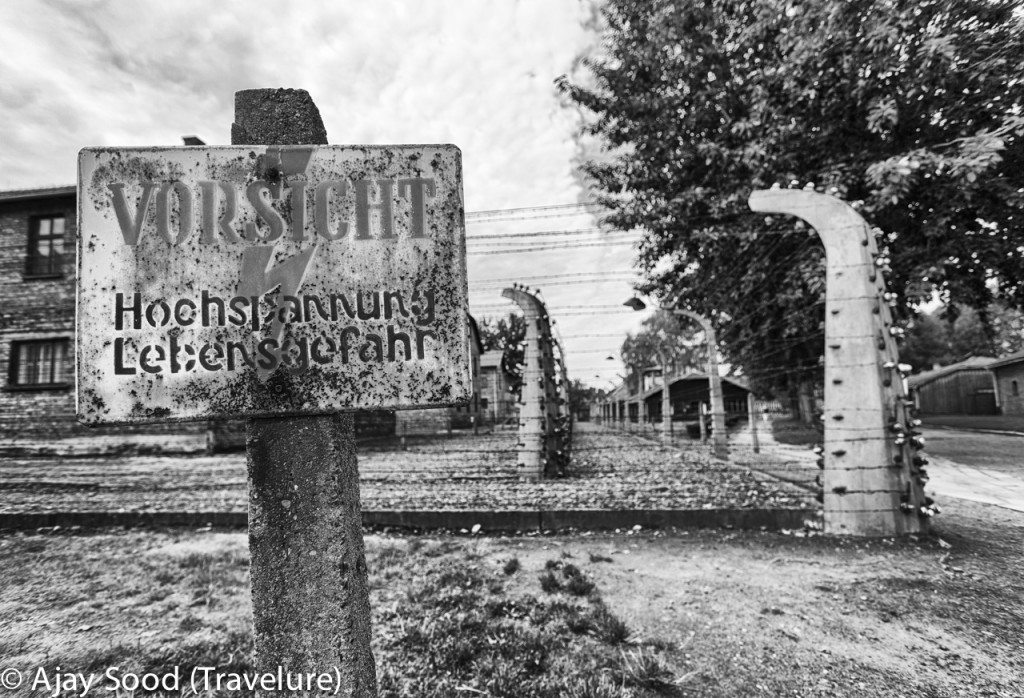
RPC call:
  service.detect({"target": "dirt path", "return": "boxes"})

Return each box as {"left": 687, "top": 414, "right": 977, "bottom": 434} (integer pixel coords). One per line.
{"left": 484, "top": 497, "right": 1024, "bottom": 696}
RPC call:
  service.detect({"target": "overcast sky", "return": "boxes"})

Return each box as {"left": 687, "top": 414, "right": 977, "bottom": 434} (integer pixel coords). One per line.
{"left": 0, "top": 0, "right": 654, "bottom": 389}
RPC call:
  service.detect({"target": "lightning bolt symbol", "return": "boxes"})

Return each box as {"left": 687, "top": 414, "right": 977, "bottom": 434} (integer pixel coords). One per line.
{"left": 238, "top": 245, "right": 316, "bottom": 382}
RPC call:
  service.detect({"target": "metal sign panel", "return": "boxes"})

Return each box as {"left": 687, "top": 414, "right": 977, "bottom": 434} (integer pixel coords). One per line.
{"left": 77, "top": 145, "right": 470, "bottom": 424}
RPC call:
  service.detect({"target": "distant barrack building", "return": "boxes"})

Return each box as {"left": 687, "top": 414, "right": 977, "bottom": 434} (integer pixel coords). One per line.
{"left": 0, "top": 181, "right": 485, "bottom": 450}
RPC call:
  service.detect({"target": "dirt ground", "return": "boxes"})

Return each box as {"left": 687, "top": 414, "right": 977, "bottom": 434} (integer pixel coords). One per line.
{"left": 0, "top": 497, "right": 1021, "bottom": 697}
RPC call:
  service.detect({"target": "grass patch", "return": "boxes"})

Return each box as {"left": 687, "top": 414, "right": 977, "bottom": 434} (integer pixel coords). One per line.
{"left": 375, "top": 556, "right": 675, "bottom": 697}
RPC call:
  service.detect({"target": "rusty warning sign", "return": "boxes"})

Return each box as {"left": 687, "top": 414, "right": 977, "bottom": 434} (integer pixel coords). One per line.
{"left": 76, "top": 145, "right": 470, "bottom": 424}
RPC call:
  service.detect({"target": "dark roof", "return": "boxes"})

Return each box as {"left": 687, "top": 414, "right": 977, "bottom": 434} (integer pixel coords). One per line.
{"left": 0, "top": 185, "right": 76, "bottom": 203}
{"left": 606, "top": 382, "right": 631, "bottom": 400}
{"left": 987, "top": 351, "right": 1024, "bottom": 371}
{"left": 907, "top": 356, "right": 997, "bottom": 387}
{"left": 642, "top": 372, "right": 750, "bottom": 400}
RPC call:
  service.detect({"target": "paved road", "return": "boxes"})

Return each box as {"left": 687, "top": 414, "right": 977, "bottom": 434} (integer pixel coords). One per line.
{"left": 921, "top": 428, "right": 1024, "bottom": 474}
{"left": 922, "top": 428, "right": 1024, "bottom": 513}
{"left": 735, "top": 422, "right": 1024, "bottom": 513}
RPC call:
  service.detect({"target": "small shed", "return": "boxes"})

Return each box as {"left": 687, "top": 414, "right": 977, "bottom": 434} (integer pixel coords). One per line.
{"left": 906, "top": 356, "right": 997, "bottom": 415}
{"left": 987, "top": 351, "right": 1024, "bottom": 415}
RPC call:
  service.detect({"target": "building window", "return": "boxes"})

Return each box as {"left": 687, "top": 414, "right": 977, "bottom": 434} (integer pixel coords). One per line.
{"left": 8, "top": 339, "right": 71, "bottom": 389}
{"left": 1013, "top": 380, "right": 1020, "bottom": 397}
{"left": 25, "top": 214, "right": 66, "bottom": 278}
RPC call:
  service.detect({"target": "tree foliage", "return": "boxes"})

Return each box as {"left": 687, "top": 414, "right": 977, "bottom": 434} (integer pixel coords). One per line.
{"left": 561, "top": 0, "right": 1024, "bottom": 400}
{"left": 901, "top": 304, "right": 1020, "bottom": 370}
{"left": 620, "top": 309, "right": 705, "bottom": 391}
{"left": 568, "top": 378, "right": 604, "bottom": 417}
{"left": 478, "top": 313, "right": 527, "bottom": 394}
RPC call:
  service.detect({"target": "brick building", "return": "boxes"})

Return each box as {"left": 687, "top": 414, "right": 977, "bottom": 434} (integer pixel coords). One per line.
{"left": 1, "top": 186, "right": 204, "bottom": 443}
{"left": 1, "top": 185, "right": 78, "bottom": 439}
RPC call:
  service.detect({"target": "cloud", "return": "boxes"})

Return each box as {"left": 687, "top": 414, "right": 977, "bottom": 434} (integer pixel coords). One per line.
{"left": 0, "top": 0, "right": 645, "bottom": 386}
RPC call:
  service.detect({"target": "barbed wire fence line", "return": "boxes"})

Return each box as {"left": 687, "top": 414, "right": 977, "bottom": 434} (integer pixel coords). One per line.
{"left": 0, "top": 201, "right": 843, "bottom": 524}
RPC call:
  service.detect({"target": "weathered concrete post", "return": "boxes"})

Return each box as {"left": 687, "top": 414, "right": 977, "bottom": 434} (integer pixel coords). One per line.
{"left": 748, "top": 392, "right": 760, "bottom": 454}
{"left": 659, "top": 353, "right": 672, "bottom": 441}
{"left": 236, "top": 88, "right": 377, "bottom": 696}
{"left": 749, "top": 188, "right": 928, "bottom": 536}
{"left": 675, "top": 310, "right": 728, "bottom": 459}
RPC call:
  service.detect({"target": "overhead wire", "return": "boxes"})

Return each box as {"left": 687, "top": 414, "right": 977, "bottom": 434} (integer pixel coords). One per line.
{"left": 465, "top": 202, "right": 602, "bottom": 218}
{"left": 467, "top": 240, "right": 639, "bottom": 255}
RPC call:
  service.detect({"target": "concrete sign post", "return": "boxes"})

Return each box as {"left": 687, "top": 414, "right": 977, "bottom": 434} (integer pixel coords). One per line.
{"left": 76, "top": 86, "right": 470, "bottom": 695}
{"left": 749, "top": 188, "right": 928, "bottom": 537}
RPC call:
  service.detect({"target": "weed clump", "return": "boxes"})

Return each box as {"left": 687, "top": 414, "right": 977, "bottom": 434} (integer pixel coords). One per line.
{"left": 565, "top": 574, "right": 596, "bottom": 597}
{"left": 540, "top": 561, "right": 596, "bottom": 597}
{"left": 502, "top": 557, "right": 521, "bottom": 575}
{"left": 616, "top": 647, "right": 677, "bottom": 691}
{"left": 590, "top": 602, "right": 630, "bottom": 645}
{"left": 539, "top": 570, "right": 562, "bottom": 594}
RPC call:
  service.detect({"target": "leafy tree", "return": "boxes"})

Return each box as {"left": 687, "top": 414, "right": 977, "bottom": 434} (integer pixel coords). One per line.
{"left": 948, "top": 307, "right": 994, "bottom": 359}
{"left": 560, "top": 0, "right": 1024, "bottom": 404}
{"left": 991, "top": 303, "right": 1024, "bottom": 356}
{"left": 900, "top": 312, "right": 953, "bottom": 371}
{"left": 478, "top": 313, "right": 526, "bottom": 353}
{"left": 900, "top": 305, "right": 997, "bottom": 371}
{"left": 620, "top": 309, "right": 705, "bottom": 392}
{"left": 478, "top": 313, "right": 527, "bottom": 396}
{"left": 568, "top": 379, "right": 605, "bottom": 419}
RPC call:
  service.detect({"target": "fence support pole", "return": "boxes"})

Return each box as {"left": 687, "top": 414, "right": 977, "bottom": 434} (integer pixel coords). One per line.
{"left": 748, "top": 392, "right": 760, "bottom": 454}
{"left": 661, "top": 356, "right": 673, "bottom": 442}
{"left": 750, "top": 188, "right": 927, "bottom": 536}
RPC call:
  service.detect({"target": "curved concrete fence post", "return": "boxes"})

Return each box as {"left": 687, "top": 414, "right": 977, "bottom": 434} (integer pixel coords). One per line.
{"left": 674, "top": 309, "right": 728, "bottom": 459}
{"left": 502, "top": 287, "right": 560, "bottom": 479}
{"left": 749, "top": 189, "right": 928, "bottom": 537}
